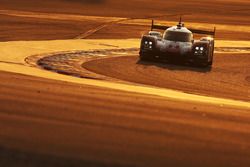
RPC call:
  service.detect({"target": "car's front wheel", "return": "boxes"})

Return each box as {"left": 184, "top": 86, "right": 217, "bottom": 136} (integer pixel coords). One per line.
{"left": 139, "top": 52, "right": 151, "bottom": 61}
{"left": 208, "top": 60, "right": 213, "bottom": 66}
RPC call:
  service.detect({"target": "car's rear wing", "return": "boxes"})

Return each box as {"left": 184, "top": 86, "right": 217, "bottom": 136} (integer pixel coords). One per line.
{"left": 189, "top": 27, "right": 216, "bottom": 36}
{"left": 150, "top": 20, "right": 216, "bottom": 37}
{"left": 151, "top": 20, "right": 170, "bottom": 31}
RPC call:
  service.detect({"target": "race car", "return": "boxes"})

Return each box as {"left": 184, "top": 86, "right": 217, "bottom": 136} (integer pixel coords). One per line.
{"left": 139, "top": 18, "right": 216, "bottom": 67}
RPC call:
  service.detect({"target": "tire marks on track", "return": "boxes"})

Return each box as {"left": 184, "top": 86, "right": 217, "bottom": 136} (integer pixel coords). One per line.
{"left": 25, "top": 48, "right": 138, "bottom": 80}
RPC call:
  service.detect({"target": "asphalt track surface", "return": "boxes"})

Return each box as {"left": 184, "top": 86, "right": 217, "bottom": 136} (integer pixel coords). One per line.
{"left": 1, "top": 71, "right": 250, "bottom": 167}
{"left": 31, "top": 48, "right": 250, "bottom": 102}
{"left": 18, "top": 41, "right": 250, "bottom": 167}
{"left": 0, "top": 5, "right": 250, "bottom": 167}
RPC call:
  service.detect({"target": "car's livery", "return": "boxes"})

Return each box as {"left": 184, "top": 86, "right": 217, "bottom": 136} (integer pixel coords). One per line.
{"left": 139, "top": 18, "right": 216, "bottom": 67}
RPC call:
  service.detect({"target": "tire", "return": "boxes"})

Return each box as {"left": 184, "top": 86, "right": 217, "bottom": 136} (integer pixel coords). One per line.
{"left": 201, "top": 63, "right": 209, "bottom": 68}
{"left": 196, "top": 62, "right": 209, "bottom": 68}
{"left": 209, "top": 53, "right": 214, "bottom": 66}
{"left": 139, "top": 54, "right": 147, "bottom": 61}
{"left": 140, "top": 52, "right": 152, "bottom": 61}
{"left": 208, "top": 41, "right": 214, "bottom": 66}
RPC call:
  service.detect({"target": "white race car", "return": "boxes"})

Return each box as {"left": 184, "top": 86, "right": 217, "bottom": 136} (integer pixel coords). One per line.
{"left": 139, "top": 18, "right": 216, "bottom": 67}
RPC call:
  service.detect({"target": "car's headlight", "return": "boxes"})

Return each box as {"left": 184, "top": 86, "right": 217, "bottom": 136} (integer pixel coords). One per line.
{"left": 194, "top": 46, "right": 206, "bottom": 55}
{"left": 195, "top": 46, "right": 204, "bottom": 51}
{"left": 143, "top": 40, "right": 153, "bottom": 50}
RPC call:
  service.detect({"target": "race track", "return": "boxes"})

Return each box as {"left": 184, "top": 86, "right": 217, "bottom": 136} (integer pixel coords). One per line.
{"left": 1, "top": 40, "right": 250, "bottom": 167}
{"left": 27, "top": 45, "right": 250, "bottom": 102}
{"left": 0, "top": 2, "right": 250, "bottom": 166}
{"left": 83, "top": 53, "right": 250, "bottom": 101}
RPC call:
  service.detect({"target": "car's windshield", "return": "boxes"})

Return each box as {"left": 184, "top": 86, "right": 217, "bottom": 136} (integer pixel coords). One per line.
{"left": 149, "top": 32, "right": 162, "bottom": 38}
{"left": 164, "top": 31, "right": 193, "bottom": 42}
